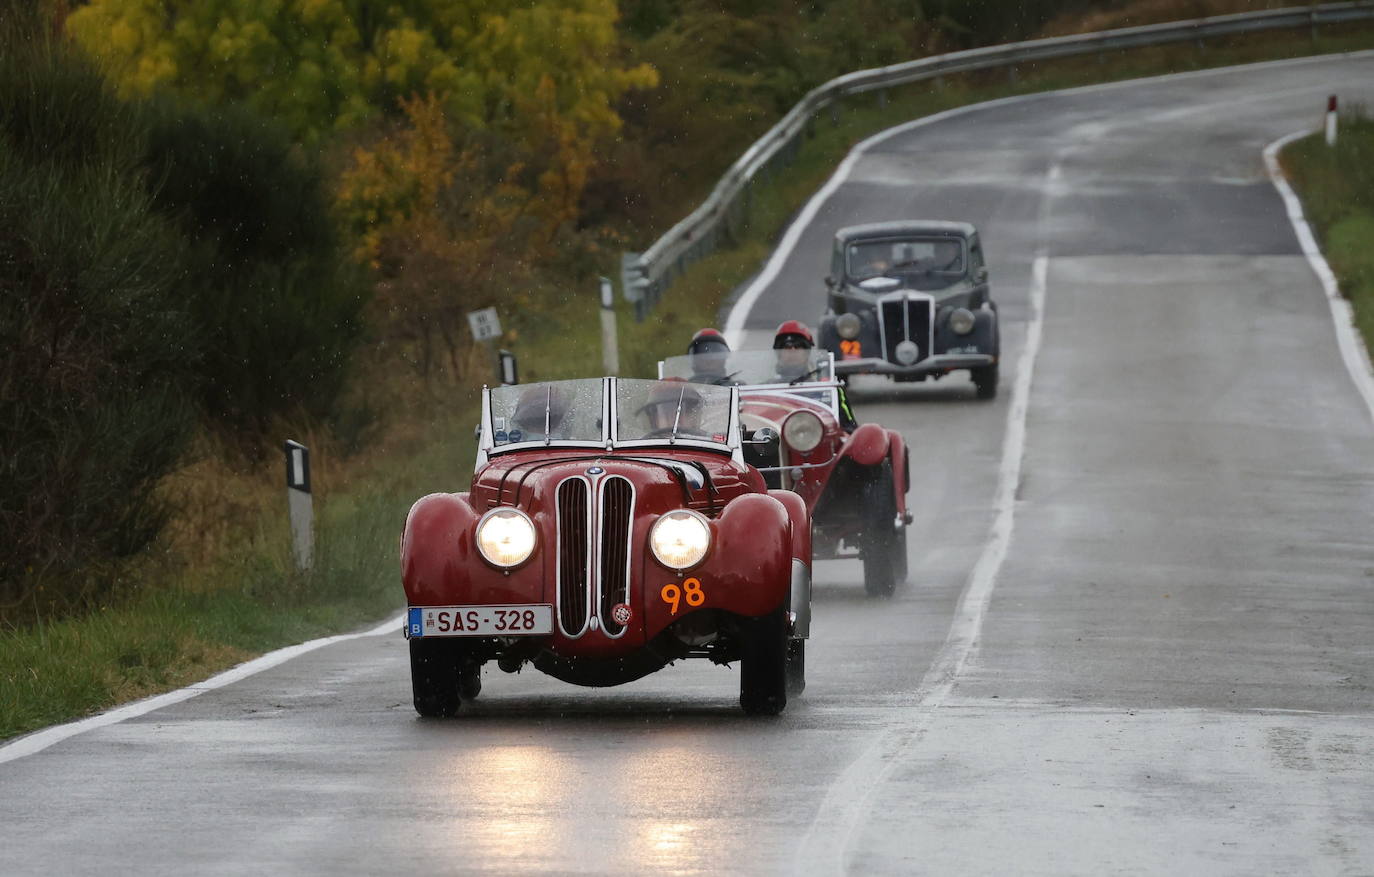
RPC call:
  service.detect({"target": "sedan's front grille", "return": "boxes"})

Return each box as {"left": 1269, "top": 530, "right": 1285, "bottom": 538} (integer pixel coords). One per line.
{"left": 878, "top": 295, "right": 933, "bottom": 363}
{"left": 598, "top": 477, "right": 634, "bottom": 635}
{"left": 556, "top": 478, "right": 591, "bottom": 636}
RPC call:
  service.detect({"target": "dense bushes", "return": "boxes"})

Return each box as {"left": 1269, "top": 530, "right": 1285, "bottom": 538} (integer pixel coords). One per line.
{"left": 0, "top": 23, "right": 365, "bottom": 618}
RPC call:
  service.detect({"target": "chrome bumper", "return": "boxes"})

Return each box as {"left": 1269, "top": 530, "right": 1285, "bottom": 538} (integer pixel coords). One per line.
{"left": 834, "top": 353, "right": 995, "bottom": 376}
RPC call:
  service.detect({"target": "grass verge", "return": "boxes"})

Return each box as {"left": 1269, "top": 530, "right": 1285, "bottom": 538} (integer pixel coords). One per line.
{"left": 4, "top": 22, "right": 1373, "bottom": 744}
{"left": 1281, "top": 106, "right": 1374, "bottom": 350}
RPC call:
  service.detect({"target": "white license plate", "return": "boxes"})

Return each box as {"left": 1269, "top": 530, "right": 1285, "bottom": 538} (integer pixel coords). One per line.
{"left": 407, "top": 604, "right": 553, "bottom": 638}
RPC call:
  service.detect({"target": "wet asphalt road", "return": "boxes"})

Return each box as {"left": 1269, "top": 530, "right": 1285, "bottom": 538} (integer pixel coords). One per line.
{"left": 4, "top": 53, "right": 1374, "bottom": 875}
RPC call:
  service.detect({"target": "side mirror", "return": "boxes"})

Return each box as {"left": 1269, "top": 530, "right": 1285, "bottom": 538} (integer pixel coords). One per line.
{"left": 824, "top": 275, "right": 836, "bottom": 288}
{"left": 745, "top": 427, "right": 778, "bottom": 445}
{"left": 473, "top": 423, "right": 482, "bottom": 441}
{"left": 975, "top": 266, "right": 989, "bottom": 284}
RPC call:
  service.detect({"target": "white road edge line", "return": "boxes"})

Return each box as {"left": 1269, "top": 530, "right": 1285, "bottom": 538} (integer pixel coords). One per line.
{"left": 722, "top": 47, "right": 1374, "bottom": 347}
{"left": 0, "top": 612, "right": 406, "bottom": 764}
{"left": 792, "top": 254, "right": 1049, "bottom": 874}
{"left": 1263, "top": 130, "right": 1374, "bottom": 425}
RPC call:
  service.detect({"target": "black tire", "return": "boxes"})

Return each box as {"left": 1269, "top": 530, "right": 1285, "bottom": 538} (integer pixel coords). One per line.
{"left": 972, "top": 363, "right": 999, "bottom": 399}
{"left": 458, "top": 661, "right": 482, "bottom": 701}
{"left": 785, "top": 639, "right": 806, "bottom": 697}
{"left": 861, "top": 468, "right": 902, "bottom": 598}
{"left": 740, "top": 609, "right": 789, "bottom": 715}
{"left": 410, "top": 639, "right": 462, "bottom": 718}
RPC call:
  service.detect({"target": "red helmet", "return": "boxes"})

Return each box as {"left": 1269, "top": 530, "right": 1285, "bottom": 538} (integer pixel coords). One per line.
{"left": 688, "top": 327, "right": 730, "bottom": 355}
{"left": 773, "top": 320, "right": 814, "bottom": 349}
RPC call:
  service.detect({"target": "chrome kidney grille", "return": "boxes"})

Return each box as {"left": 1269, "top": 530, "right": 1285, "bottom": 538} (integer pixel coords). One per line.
{"left": 598, "top": 477, "right": 635, "bottom": 636}
{"left": 878, "top": 294, "right": 934, "bottom": 364}
{"left": 556, "top": 478, "right": 591, "bottom": 636}
{"left": 556, "top": 475, "right": 635, "bottom": 638}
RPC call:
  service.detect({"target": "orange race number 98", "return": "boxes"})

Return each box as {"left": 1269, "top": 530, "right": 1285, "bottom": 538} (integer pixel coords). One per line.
{"left": 660, "top": 577, "right": 706, "bottom": 615}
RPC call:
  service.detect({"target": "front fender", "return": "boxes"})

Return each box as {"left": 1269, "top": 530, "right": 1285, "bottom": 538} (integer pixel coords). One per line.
{"left": 640, "top": 493, "right": 791, "bottom": 639}
{"left": 841, "top": 422, "right": 889, "bottom": 467}
{"left": 401, "top": 493, "right": 548, "bottom": 606}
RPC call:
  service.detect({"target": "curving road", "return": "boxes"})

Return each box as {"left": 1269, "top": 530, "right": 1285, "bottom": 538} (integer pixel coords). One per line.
{"left": 4, "top": 52, "right": 1374, "bottom": 875}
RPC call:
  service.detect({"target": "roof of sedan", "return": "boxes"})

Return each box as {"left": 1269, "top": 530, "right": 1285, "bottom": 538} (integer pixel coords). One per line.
{"left": 834, "top": 220, "right": 976, "bottom": 242}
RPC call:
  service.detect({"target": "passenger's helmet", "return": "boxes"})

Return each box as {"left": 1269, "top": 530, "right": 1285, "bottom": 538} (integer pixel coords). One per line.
{"left": 773, "top": 320, "right": 814, "bottom": 350}
{"left": 687, "top": 327, "right": 730, "bottom": 356}
{"left": 642, "top": 378, "right": 704, "bottom": 428}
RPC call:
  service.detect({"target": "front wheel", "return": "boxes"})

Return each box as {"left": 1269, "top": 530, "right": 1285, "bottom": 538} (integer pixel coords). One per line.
{"left": 972, "top": 363, "right": 999, "bottom": 400}
{"left": 861, "top": 466, "right": 904, "bottom": 597}
{"left": 410, "top": 639, "right": 463, "bottom": 717}
{"left": 740, "top": 610, "right": 789, "bottom": 715}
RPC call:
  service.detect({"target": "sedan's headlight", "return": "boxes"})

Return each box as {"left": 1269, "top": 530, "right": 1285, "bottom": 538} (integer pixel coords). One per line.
{"left": 476, "top": 508, "right": 537, "bottom": 567}
{"left": 783, "top": 411, "right": 824, "bottom": 453}
{"left": 650, "top": 510, "right": 711, "bottom": 570}
{"left": 836, "top": 312, "right": 862, "bottom": 340}
{"left": 949, "top": 307, "right": 975, "bottom": 335}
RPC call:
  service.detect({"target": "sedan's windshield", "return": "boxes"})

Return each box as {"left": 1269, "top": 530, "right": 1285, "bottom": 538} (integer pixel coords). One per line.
{"left": 847, "top": 237, "right": 965, "bottom": 281}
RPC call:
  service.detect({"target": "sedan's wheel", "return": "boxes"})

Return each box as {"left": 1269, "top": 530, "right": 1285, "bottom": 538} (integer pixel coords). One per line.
{"left": 458, "top": 661, "right": 482, "bottom": 701}
{"left": 972, "top": 363, "right": 999, "bottom": 399}
{"left": 740, "top": 609, "right": 789, "bottom": 715}
{"left": 861, "top": 467, "right": 902, "bottom": 598}
{"left": 785, "top": 639, "right": 806, "bottom": 697}
{"left": 410, "top": 639, "right": 463, "bottom": 717}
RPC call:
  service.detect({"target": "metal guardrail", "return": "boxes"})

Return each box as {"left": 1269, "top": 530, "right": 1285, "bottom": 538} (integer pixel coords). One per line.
{"left": 621, "top": 0, "right": 1374, "bottom": 318}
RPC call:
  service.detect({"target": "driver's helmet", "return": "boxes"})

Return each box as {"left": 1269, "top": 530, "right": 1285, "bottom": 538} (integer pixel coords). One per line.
{"left": 641, "top": 378, "right": 703, "bottom": 432}
{"left": 512, "top": 385, "right": 569, "bottom": 439}
{"left": 773, "top": 320, "right": 814, "bottom": 380}
{"left": 687, "top": 327, "right": 730, "bottom": 380}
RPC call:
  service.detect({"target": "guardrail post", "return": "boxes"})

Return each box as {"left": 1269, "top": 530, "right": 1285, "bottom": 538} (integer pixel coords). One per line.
{"left": 283, "top": 440, "right": 313, "bottom": 572}
{"left": 877, "top": 88, "right": 887, "bottom": 109}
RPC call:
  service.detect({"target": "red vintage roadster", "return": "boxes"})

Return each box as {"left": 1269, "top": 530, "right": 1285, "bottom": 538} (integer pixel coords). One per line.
{"left": 660, "top": 350, "right": 910, "bottom": 597}
{"left": 401, "top": 378, "right": 812, "bottom": 717}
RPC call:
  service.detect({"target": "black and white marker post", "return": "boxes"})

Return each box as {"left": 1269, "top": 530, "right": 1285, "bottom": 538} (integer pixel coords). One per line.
{"left": 498, "top": 348, "right": 518, "bottom": 386}
{"left": 1326, "top": 94, "right": 1338, "bottom": 146}
{"left": 283, "top": 440, "right": 313, "bottom": 571}
{"left": 599, "top": 275, "right": 619, "bottom": 376}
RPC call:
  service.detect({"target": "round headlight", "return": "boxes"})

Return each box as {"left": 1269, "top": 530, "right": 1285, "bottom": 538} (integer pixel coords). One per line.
{"left": 475, "top": 508, "right": 537, "bottom": 568}
{"left": 783, "top": 410, "right": 824, "bottom": 453}
{"left": 949, "top": 307, "right": 975, "bottom": 335}
{"left": 894, "top": 340, "right": 920, "bottom": 365}
{"left": 650, "top": 510, "right": 711, "bottom": 570}
{"left": 835, "top": 312, "right": 862, "bottom": 340}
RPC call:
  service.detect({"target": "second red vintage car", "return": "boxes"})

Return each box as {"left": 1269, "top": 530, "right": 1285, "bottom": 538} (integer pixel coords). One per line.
{"left": 659, "top": 349, "right": 911, "bottom": 597}
{"left": 401, "top": 377, "right": 812, "bottom": 717}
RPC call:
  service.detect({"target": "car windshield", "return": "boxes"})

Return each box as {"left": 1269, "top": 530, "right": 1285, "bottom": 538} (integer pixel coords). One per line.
{"left": 489, "top": 379, "right": 603, "bottom": 446}
{"left": 847, "top": 237, "right": 965, "bottom": 282}
{"left": 616, "top": 378, "right": 734, "bottom": 444}
{"left": 660, "top": 350, "right": 834, "bottom": 386}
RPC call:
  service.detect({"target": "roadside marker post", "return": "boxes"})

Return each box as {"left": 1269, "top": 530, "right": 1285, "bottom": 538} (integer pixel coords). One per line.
{"left": 1326, "top": 95, "right": 1338, "bottom": 146}
{"left": 283, "top": 440, "right": 313, "bottom": 571}
{"left": 498, "top": 349, "right": 518, "bottom": 385}
{"left": 599, "top": 276, "right": 620, "bottom": 376}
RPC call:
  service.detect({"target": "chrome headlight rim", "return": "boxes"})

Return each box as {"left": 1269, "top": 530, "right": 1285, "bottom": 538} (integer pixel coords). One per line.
{"left": 835, "top": 312, "right": 862, "bottom": 340}
{"left": 649, "top": 508, "right": 712, "bottom": 571}
{"left": 949, "top": 307, "right": 976, "bottom": 336}
{"left": 782, "top": 410, "right": 824, "bottom": 453}
{"left": 475, "top": 506, "right": 538, "bottom": 569}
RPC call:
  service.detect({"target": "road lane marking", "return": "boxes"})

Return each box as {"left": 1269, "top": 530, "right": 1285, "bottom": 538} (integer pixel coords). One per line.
{"left": 792, "top": 253, "right": 1049, "bottom": 874}
{"left": 0, "top": 612, "right": 405, "bottom": 764}
{"left": 1263, "top": 130, "right": 1374, "bottom": 426}
{"left": 721, "top": 49, "right": 1374, "bottom": 348}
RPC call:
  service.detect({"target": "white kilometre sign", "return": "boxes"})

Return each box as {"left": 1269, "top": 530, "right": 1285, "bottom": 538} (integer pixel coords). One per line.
{"left": 467, "top": 307, "right": 501, "bottom": 342}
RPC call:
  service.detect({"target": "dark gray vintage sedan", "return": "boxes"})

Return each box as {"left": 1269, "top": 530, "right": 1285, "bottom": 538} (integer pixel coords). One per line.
{"left": 817, "top": 220, "right": 1000, "bottom": 399}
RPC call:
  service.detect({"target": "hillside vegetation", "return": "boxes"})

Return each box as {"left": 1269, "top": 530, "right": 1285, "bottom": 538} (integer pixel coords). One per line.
{"left": 2, "top": 0, "right": 1370, "bottom": 739}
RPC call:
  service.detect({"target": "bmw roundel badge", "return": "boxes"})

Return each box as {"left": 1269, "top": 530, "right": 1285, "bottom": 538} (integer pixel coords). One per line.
{"left": 587, "top": 466, "right": 605, "bottom": 475}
